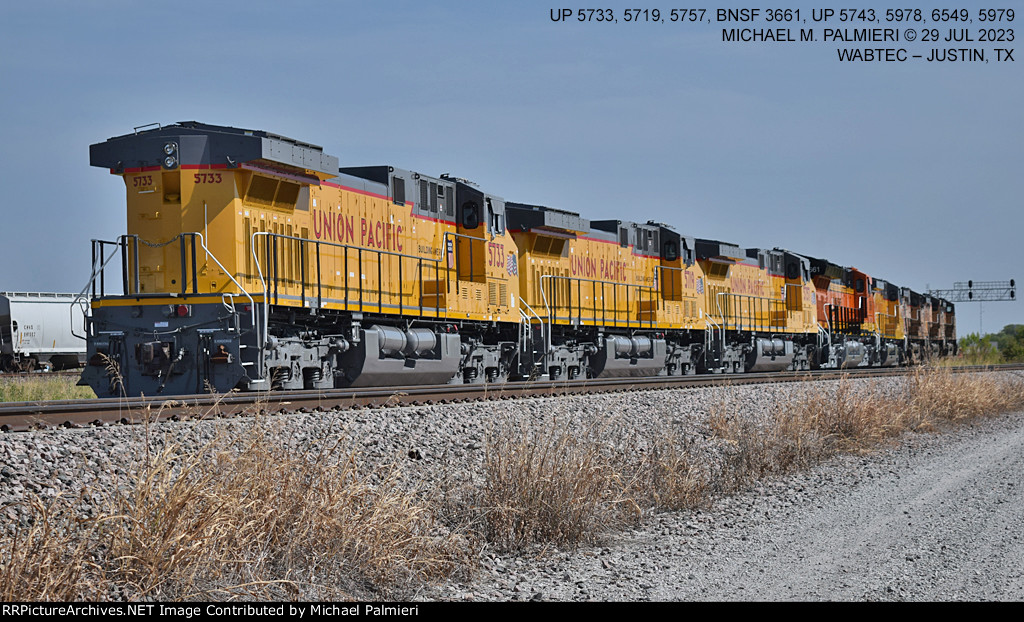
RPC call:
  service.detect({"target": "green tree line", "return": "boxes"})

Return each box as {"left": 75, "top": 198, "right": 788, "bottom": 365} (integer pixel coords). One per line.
{"left": 958, "top": 324, "right": 1024, "bottom": 364}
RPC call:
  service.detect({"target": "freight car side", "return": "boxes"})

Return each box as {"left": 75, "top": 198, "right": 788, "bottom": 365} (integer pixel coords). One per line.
{"left": 0, "top": 292, "right": 86, "bottom": 371}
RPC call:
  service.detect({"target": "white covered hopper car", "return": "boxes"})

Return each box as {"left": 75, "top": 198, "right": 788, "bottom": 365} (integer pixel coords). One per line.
{"left": 0, "top": 292, "right": 87, "bottom": 372}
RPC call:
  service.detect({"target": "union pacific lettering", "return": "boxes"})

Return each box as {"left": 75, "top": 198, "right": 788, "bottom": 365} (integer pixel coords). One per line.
{"left": 570, "top": 255, "right": 629, "bottom": 283}
{"left": 361, "top": 218, "right": 403, "bottom": 251}
{"left": 312, "top": 209, "right": 403, "bottom": 252}
{"left": 729, "top": 274, "right": 767, "bottom": 297}
{"left": 571, "top": 256, "right": 598, "bottom": 279}
{"left": 312, "top": 210, "right": 358, "bottom": 244}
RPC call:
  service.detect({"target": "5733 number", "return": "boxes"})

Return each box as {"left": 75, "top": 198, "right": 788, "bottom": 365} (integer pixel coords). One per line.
{"left": 193, "top": 173, "right": 223, "bottom": 184}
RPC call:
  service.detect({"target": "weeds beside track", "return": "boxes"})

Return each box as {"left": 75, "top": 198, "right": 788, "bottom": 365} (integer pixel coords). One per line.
{"left": 2, "top": 368, "right": 1023, "bottom": 600}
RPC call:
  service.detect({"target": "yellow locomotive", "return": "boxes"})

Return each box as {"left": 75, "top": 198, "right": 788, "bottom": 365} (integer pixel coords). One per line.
{"left": 695, "top": 242, "right": 817, "bottom": 372}
{"left": 507, "top": 204, "right": 706, "bottom": 378}
{"left": 82, "top": 122, "right": 521, "bottom": 396}
{"left": 78, "top": 122, "right": 953, "bottom": 397}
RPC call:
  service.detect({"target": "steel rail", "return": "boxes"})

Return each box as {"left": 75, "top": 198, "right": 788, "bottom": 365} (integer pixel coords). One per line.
{"left": 1, "top": 364, "right": 1022, "bottom": 433}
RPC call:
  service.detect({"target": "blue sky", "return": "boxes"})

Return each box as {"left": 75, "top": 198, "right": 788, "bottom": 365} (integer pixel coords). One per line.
{"left": 1, "top": 1, "right": 1020, "bottom": 334}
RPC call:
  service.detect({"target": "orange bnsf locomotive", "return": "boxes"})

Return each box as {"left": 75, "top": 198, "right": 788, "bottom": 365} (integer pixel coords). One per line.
{"left": 79, "top": 122, "right": 955, "bottom": 398}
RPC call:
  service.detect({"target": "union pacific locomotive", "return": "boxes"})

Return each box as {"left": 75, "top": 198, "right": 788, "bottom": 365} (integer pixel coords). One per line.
{"left": 79, "top": 122, "right": 956, "bottom": 398}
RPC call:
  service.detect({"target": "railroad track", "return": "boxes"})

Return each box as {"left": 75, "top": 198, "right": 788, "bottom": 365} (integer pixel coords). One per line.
{"left": 1, "top": 364, "right": 1022, "bottom": 433}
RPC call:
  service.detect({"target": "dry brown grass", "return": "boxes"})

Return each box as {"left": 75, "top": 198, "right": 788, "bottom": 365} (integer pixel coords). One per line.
{"left": 438, "top": 416, "right": 717, "bottom": 551}
{"left": 706, "top": 379, "right": 904, "bottom": 492}
{"left": 0, "top": 494, "right": 106, "bottom": 601}
{"left": 636, "top": 427, "right": 714, "bottom": 512}
{"left": 107, "top": 422, "right": 467, "bottom": 600}
{"left": 707, "top": 369, "right": 1024, "bottom": 494}
{"left": 909, "top": 367, "right": 1024, "bottom": 424}
{"left": 442, "top": 369, "right": 1024, "bottom": 553}
{"left": 465, "top": 417, "right": 641, "bottom": 551}
{"left": 0, "top": 419, "right": 466, "bottom": 601}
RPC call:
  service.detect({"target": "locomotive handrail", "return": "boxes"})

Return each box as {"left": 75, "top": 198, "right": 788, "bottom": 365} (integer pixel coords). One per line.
{"left": 654, "top": 264, "right": 687, "bottom": 306}
{"left": 133, "top": 122, "right": 161, "bottom": 134}
{"left": 874, "top": 310, "right": 901, "bottom": 340}
{"left": 816, "top": 323, "right": 830, "bottom": 353}
{"left": 519, "top": 297, "right": 544, "bottom": 326}
{"left": 712, "top": 292, "right": 788, "bottom": 334}
{"left": 75, "top": 237, "right": 133, "bottom": 341}
{"left": 518, "top": 296, "right": 549, "bottom": 357}
{"left": 713, "top": 293, "right": 726, "bottom": 348}
{"left": 87, "top": 238, "right": 129, "bottom": 299}
{"left": 112, "top": 232, "right": 254, "bottom": 316}
{"left": 251, "top": 231, "right": 454, "bottom": 349}
{"left": 252, "top": 231, "right": 451, "bottom": 306}
{"left": 69, "top": 298, "right": 89, "bottom": 342}
{"left": 537, "top": 274, "right": 555, "bottom": 332}
{"left": 441, "top": 231, "right": 487, "bottom": 289}
{"left": 538, "top": 274, "right": 658, "bottom": 331}
{"left": 823, "top": 299, "right": 868, "bottom": 336}
{"left": 703, "top": 310, "right": 722, "bottom": 363}
{"left": 190, "top": 232, "right": 256, "bottom": 329}
{"left": 113, "top": 233, "right": 194, "bottom": 295}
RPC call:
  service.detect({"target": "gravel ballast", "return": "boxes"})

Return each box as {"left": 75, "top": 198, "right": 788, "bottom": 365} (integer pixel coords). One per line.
{"left": 434, "top": 406, "right": 1024, "bottom": 601}
{"left": 2, "top": 373, "right": 1023, "bottom": 601}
